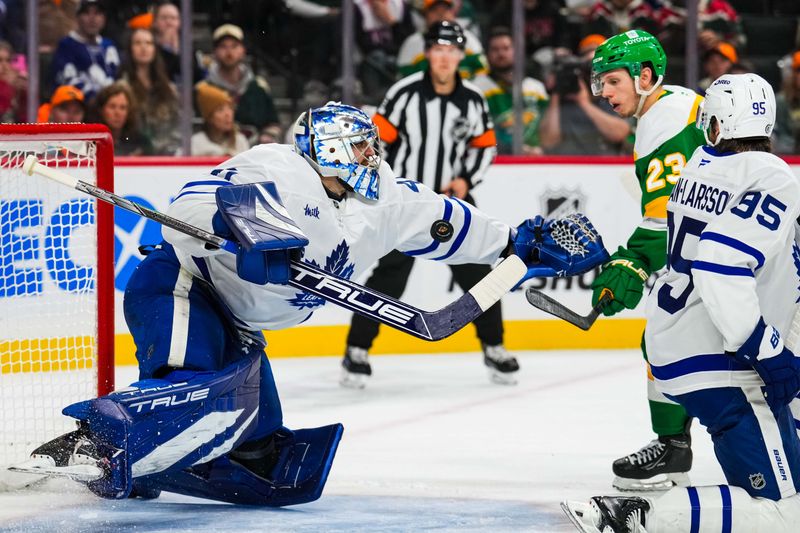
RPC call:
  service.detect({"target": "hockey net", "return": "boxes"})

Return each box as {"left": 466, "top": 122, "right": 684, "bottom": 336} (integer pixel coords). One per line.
{"left": 0, "top": 124, "right": 114, "bottom": 468}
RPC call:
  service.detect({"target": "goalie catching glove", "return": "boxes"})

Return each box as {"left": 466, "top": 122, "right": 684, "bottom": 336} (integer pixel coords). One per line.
{"left": 509, "top": 213, "right": 609, "bottom": 282}
{"left": 729, "top": 317, "right": 800, "bottom": 411}
{"left": 213, "top": 182, "right": 308, "bottom": 285}
{"left": 591, "top": 246, "right": 650, "bottom": 316}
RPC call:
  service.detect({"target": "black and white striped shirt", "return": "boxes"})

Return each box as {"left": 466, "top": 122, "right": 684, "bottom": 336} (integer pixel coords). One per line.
{"left": 373, "top": 70, "right": 497, "bottom": 192}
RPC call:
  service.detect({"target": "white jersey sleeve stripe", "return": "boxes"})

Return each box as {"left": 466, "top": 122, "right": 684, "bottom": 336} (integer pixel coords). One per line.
{"left": 173, "top": 179, "right": 233, "bottom": 201}
{"left": 404, "top": 197, "right": 451, "bottom": 256}
{"left": 692, "top": 261, "right": 755, "bottom": 277}
{"left": 700, "top": 231, "right": 766, "bottom": 269}
{"left": 432, "top": 197, "right": 471, "bottom": 261}
{"left": 179, "top": 179, "right": 232, "bottom": 192}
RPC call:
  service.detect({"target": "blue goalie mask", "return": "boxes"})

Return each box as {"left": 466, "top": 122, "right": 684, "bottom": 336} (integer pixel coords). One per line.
{"left": 293, "top": 102, "right": 382, "bottom": 200}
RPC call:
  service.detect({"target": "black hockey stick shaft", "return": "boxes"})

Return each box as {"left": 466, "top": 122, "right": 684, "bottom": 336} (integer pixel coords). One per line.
{"left": 525, "top": 288, "right": 612, "bottom": 331}
{"left": 23, "top": 156, "right": 526, "bottom": 341}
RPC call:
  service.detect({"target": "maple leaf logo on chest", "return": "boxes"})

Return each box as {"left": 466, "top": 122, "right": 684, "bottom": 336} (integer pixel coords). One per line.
{"left": 286, "top": 240, "right": 355, "bottom": 310}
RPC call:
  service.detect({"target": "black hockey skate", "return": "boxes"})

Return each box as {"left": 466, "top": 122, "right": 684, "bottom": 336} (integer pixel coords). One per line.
{"left": 9, "top": 428, "right": 108, "bottom": 483}
{"left": 340, "top": 345, "right": 372, "bottom": 389}
{"left": 561, "top": 496, "right": 650, "bottom": 533}
{"left": 482, "top": 343, "right": 520, "bottom": 385}
{"left": 612, "top": 431, "right": 692, "bottom": 491}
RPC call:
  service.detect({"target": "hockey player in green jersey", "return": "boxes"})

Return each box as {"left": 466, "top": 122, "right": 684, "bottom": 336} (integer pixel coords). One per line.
{"left": 589, "top": 29, "right": 706, "bottom": 491}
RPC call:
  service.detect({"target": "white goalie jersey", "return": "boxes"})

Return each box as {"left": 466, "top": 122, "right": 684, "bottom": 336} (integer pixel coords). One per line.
{"left": 645, "top": 146, "right": 800, "bottom": 396}
{"left": 163, "top": 143, "right": 511, "bottom": 331}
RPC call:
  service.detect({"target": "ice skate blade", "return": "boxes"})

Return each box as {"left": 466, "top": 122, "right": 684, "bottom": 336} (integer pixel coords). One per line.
{"left": 560, "top": 500, "right": 600, "bottom": 533}
{"left": 487, "top": 368, "right": 518, "bottom": 385}
{"left": 339, "top": 368, "right": 368, "bottom": 389}
{"left": 0, "top": 467, "right": 49, "bottom": 491}
{"left": 612, "top": 472, "right": 690, "bottom": 492}
{"left": 9, "top": 456, "right": 103, "bottom": 483}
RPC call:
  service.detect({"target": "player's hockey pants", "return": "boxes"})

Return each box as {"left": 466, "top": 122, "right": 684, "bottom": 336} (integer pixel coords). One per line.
{"left": 673, "top": 385, "right": 800, "bottom": 500}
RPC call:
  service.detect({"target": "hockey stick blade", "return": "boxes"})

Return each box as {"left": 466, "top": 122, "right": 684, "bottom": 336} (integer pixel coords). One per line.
{"left": 525, "top": 288, "right": 611, "bottom": 331}
{"left": 23, "top": 156, "right": 526, "bottom": 341}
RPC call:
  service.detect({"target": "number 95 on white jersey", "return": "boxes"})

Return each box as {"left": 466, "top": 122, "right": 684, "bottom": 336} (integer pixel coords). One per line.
{"left": 645, "top": 145, "right": 800, "bottom": 397}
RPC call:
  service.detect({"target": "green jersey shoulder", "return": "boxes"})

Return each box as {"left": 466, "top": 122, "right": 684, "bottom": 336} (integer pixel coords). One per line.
{"left": 634, "top": 85, "right": 705, "bottom": 220}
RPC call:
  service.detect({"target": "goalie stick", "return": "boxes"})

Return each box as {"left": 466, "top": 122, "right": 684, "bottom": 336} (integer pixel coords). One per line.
{"left": 525, "top": 288, "right": 612, "bottom": 331}
{"left": 22, "top": 155, "right": 526, "bottom": 342}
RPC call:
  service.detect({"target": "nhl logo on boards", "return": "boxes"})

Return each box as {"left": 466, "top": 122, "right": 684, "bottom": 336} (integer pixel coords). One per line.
{"left": 541, "top": 187, "right": 586, "bottom": 218}
{"left": 431, "top": 219, "right": 454, "bottom": 242}
{"left": 749, "top": 472, "right": 766, "bottom": 490}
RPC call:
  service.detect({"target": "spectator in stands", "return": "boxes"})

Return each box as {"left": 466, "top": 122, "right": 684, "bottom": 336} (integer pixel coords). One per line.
{"left": 0, "top": 40, "right": 26, "bottom": 123}
{"left": 204, "top": 23, "right": 280, "bottom": 139}
{"left": 192, "top": 81, "right": 249, "bottom": 157}
{"left": 91, "top": 81, "right": 153, "bottom": 156}
{"left": 584, "top": 0, "right": 661, "bottom": 38}
{"left": 37, "top": 84, "right": 85, "bottom": 123}
{"left": 775, "top": 50, "right": 800, "bottom": 155}
{"left": 354, "top": 0, "right": 415, "bottom": 104}
{"left": 697, "top": 0, "right": 744, "bottom": 49}
{"left": 39, "top": 0, "right": 79, "bottom": 54}
{"left": 0, "top": 0, "right": 24, "bottom": 52}
{"left": 50, "top": 0, "right": 120, "bottom": 101}
{"left": 120, "top": 28, "right": 181, "bottom": 155}
{"left": 489, "top": 0, "right": 574, "bottom": 65}
{"left": 538, "top": 37, "right": 631, "bottom": 155}
{"left": 152, "top": 0, "right": 204, "bottom": 84}
{"left": 397, "top": 0, "right": 487, "bottom": 79}
{"left": 473, "top": 27, "right": 549, "bottom": 154}
{"left": 698, "top": 41, "right": 737, "bottom": 93}
{"left": 655, "top": 0, "right": 743, "bottom": 55}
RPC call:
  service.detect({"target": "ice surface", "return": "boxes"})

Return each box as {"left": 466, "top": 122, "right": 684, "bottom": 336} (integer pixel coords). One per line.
{"left": 0, "top": 350, "right": 724, "bottom": 532}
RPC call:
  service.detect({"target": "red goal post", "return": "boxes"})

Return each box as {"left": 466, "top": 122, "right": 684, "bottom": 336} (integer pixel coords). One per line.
{"left": 0, "top": 123, "right": 115, "bottom": 466}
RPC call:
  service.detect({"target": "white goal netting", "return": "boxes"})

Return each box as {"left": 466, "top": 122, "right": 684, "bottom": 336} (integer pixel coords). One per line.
{"left": 0, "top": 139, "right": 105, "bottom": 466}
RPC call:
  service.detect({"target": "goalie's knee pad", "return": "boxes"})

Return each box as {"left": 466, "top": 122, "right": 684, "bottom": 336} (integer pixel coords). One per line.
{"left": 62, "top": 352, "right": 262, "bottom": 499}
{"left": 133, "top": 423, "right": 344, "bottom": 506}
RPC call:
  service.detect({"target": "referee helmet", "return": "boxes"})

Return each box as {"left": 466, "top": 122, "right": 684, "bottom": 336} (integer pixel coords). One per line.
{"left": 424, "top": 20, "right": 466, "bottom": 51}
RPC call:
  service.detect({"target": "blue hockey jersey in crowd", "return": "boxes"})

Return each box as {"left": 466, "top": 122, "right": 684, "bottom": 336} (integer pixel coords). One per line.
{"left": 50, "top": 31, "right": 120, "bottom": 100}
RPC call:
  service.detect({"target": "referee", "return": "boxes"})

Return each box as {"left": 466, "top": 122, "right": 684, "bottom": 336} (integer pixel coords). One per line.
{"left": 341, "top": 20, "right": 519, "bottom": 389}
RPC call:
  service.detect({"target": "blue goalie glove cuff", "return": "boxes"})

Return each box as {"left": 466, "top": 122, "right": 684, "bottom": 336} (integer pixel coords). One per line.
{"left": 512, "top": 213, "right": 609, "bottom": 280}
{"left": 214, "top": 183, "right": 309, "bottom": 284}
{"left": 214, "top": 182, "right": 308, "bottom": 252}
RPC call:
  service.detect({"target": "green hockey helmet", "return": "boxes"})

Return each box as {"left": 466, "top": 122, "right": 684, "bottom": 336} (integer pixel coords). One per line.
{"left": 590, "top": 29, "right": 667, "bottom": 98}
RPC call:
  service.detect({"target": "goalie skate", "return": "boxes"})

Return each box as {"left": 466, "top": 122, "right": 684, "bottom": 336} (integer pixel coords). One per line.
{"left": 561, "top": 496, "right": 649, "bottom": 533}
{"left": 8, "top": 430, "right": 107, "bottom": 484}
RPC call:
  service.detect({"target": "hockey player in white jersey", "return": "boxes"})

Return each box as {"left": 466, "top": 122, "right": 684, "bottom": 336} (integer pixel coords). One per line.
{"left": 563, "top": 73, "right": 800, "bottom": 532}
{"left": 16, "top": 103, "right": 608, "bottom": 506}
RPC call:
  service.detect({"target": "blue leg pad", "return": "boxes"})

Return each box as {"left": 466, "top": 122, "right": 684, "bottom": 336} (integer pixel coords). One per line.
{"left": 133, "top": 423, "right": 344, "bottom": 506}
{"left": 61, "top": 353, "right": 262, "bottom": 499}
